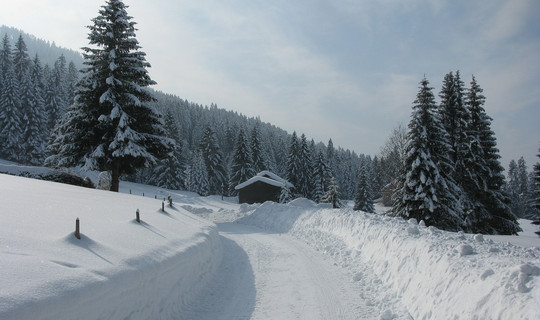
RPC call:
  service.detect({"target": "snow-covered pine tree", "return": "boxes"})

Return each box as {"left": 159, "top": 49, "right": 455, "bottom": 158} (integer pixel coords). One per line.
{"left": 186, "top": 151, "right": 209, "bottom": 196}
{"left": 199, "top": 125, "right": 227, "bottom": 195}
{"left": 45, "top": 0, "right": 173, "bottom": 192}
{"left": 397, "top": 77, "right": 464, "bottom": 231}
{"left": 504, "top": 157, "right": 537, "bottom": 219}
{"left": 463, "top": 75, "right": 520, "bottom": 234}
{"left": 286, "top": 131, "right": 301, "bottom": 194}
{"left": 354, "top": 160, "right": 375, "bottom": 213}
{"left": 322, "top": 177, "right": 343, "bottom": 209}
{"left": 280, "top": 182, "right": 293, "bottom": 204}
{"left": 312, "top": 150, "right": 330, "bottom": 203}
{"left": 0, "top": 35, "right": 22, "bottom": 162}
{"left": 250, "top": 124, "right": 266, "bottom": 173}
{"left": 229, "top": 128, "right": 256, "bottom": 195}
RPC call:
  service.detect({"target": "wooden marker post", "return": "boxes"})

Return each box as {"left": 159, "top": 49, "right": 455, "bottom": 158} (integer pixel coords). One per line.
{"left": 75, "top": 218, "right": 81, "bottom": 239}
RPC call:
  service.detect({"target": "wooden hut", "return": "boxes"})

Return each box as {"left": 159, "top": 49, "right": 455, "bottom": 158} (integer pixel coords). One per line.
{"left": 235, "top": 171, "right": 293, "bottom": 204}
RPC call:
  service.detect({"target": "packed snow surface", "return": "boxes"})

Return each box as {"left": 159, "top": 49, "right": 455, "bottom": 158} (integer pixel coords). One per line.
{"left": 237, "top": 200, "right": 540, "bottom": 319}
{"left": 1, "top": 167, "right": 539, "bottom": 319}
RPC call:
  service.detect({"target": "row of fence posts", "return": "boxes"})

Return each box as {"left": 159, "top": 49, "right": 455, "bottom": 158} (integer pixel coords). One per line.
{"left": 74, "top": 195, "right": 174, "bottom": 240}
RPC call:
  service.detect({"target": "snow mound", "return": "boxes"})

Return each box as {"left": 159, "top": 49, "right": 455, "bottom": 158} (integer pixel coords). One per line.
{"left": 238, "top": 202, "right": 540, "bottom": 319}
{"left": 0, "top": 174, "right": 222, "bottom": 320}
{"left": 288, "top": 197, "right": 317, "bottom": 208}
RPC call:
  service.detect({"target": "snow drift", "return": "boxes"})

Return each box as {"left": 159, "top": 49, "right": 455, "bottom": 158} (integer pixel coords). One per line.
{"left": 0, "top": 174, "right": 222, "bottom": 320}
{"left": 238, "top": 200, "right": 540, "bottom": 319}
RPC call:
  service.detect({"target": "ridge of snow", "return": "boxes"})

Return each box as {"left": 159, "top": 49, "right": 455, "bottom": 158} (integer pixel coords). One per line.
{"left": 237, "top": 201, "right": 540, "bottom": 320}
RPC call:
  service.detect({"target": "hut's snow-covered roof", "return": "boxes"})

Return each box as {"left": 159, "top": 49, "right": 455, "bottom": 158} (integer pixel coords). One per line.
{"left": 234, "top": 171, "right": 293, "bottom": 190}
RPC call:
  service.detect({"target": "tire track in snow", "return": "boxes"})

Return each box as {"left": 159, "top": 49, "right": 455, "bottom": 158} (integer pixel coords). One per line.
{"left": 181, "top": 222, "right": 375, "bottom": 319}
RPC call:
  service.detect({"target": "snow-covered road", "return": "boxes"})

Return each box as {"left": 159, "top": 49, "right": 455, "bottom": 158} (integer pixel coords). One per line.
{"left": 179, "top": 222, "right": 373, "bottom": 320}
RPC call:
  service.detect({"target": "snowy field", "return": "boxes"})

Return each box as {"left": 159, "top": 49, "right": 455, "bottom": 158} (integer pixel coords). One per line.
{"left": 1, "top": 164, "right": 539, "bottom": 319}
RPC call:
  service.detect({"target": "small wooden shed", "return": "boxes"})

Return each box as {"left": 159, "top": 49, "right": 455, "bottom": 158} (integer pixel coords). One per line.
{"left": 235, "top": 171, "right": 293, "bottom": 204}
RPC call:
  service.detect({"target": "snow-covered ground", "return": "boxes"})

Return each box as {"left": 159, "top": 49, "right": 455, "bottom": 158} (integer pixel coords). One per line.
{"left": 1, "top": 165, "right": 539, "bottom": 319}
{"left": 0, "top": 173, "right": 221, "bottom": 320}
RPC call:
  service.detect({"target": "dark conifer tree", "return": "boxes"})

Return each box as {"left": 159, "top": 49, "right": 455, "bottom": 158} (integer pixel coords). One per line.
{"left": 326, "top": 138, "right": 336, "bottom": 177}
{"left": 312, "top": 150, "right": 330, "bottom": 203}
{"left": 199, "top": 125, "right": 227, "bottom": 194}
{"left": 45, "top": 55, "right": 68, "bottom": 131}
{"left": 297, "top": 133, "right": 313, "bottom": 198}
{"left": 463, "top": 75, "right": 521, "bottom": 234}
{"left": 439, "top": 71, "right": 469, "bottom": 185}
{"left": 534, "top": 146, "right": 540, "bottom": 211}
{"left": 148, "top": 109, "right": 185, "bottom": 190}
{"left": 65, "top": 61, "right": 79, "bottom": 106}
{"left": 0, "top": 34, "right": 10, "bottom": 93}
{"left": 186, "top": 150, "right": 209, "bottom": 196}
{"left": 45, "top": 0, "right": 173, "bottom": 192}
{"left": 286, "top": 131, "right": 301, "bottom": 194}
{"left": 0, "top": 37, "right": 22, "bottom": 161}
{"left": 22, "top": 54, "right": 47, "bottom": 164}
{"left": 354, "top": 161, "right": 375, "bottom": 213}
{"left": 229, "top": 128, "right": 255, "bottom": 194}
{"left": 250, "top": 124, "right": 266, "bottom": 173}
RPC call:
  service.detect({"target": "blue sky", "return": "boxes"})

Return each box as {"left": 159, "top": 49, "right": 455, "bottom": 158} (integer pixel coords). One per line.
{"left": 1, "top": 0, "right": 539, "bottom": 168}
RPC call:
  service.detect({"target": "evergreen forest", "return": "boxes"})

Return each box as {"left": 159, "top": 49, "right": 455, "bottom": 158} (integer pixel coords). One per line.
{"left": 0, "top": 3, "right": 538, "bottom": 235}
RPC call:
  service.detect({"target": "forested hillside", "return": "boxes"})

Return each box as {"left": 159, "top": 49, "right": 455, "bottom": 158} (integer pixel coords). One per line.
{"left": 1, "top": 24, "right": 537, "bottom": 231}
{"left": 0, "top": 26, "right": 368, "bottom": 200}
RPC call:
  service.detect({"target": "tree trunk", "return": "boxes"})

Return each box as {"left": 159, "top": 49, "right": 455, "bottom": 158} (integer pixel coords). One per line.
{"left": 110, "top": 160, "right": 120, "bottom": 192}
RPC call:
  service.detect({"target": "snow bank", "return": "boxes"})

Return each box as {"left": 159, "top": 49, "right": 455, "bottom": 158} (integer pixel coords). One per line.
{"left": 239, "top": 201, "right": 540, "bottom": 319}
{"left": 0, "top": 174, "right": 222, "bottom": 320}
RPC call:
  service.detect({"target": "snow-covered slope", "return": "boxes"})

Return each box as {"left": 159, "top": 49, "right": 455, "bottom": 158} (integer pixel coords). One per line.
{"left": 238, "top": 200, "right": 540, "bottom": 320}
{"left": 0, "top": 174, "right": 221, "bottom": 320}
{"left": 2, "top": 166, "right": 539, "bottom": 319}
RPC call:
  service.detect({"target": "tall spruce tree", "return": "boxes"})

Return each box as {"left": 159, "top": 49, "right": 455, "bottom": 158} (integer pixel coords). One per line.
{"left": 229, "top": 128, "right": 255, "bottom": 194}
{"left": 148, "top": 109, "right": 185, "bottom": 190}
{"left": 250, "top": 124, "right": 266, "bottom": 173}
{"left": 463, "top": 76, "right": 520, "bottom": 234}
{"left": 45, "top": 0, "right": 173, "bottom": 191}
{"left": 312, "top": 150, "right": 330, "bottom": 203}
{"left": 21, "top": 54, "right": 47, "bottom": 164}
{"left": 534, "top": 146, "right": 540, "bottom": 211}
{"left": 186, "top": 150, "right": 209, "bottom": 196}
{"left": 286, "top": 131, "right": 301, "bottom": 194}
{"left": 0, "top": 34, "right": 10, "bottom": 93}
{"left": 65, "top": 61, "right": 79, "bottom": 106}
{"left": 439, "top": 71, "right": 469, "bottom": 185}
{"left": 397, "top": 78, "right": 463, "bottom": 231}
{"left": 297, "top": 133, "right": 313, "bottom": 198}
{"left": 354, "top": 161, "right": 375, "bottom": 213}
{"left": 0, "top": 36, "right": 22, "bottom": 161}
{"left": 199, "top": 125, "right": 227, "bottom": 194}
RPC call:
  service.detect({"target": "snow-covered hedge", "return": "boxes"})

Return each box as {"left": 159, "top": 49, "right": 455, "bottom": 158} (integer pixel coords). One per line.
{"left": 239, "top": 200, "right": 540, "bottom": 319}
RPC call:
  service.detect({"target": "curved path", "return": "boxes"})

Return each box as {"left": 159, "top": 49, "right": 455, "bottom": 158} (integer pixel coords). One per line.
{"left": 178, "top": 222, "right": 376, "bottom": 320}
